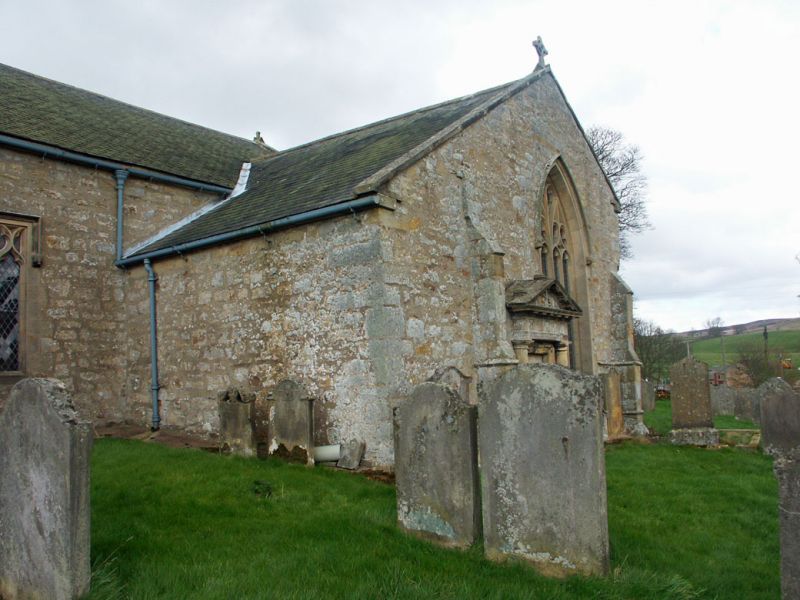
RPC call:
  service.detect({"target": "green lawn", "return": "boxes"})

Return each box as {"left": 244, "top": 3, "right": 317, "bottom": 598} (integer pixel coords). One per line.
{"left": 89, "top": 438, "right": 779, "bottom": 599}
{"left": 644, "top": 400, "right": 757, "bottom": 437}
{"left": 691, "top": 329, "right": 800, "bottom": 368}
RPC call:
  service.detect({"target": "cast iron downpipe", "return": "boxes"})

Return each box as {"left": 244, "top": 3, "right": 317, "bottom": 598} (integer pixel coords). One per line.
{"left": 114, "top": 169, "right": 129, "bottom": 262}
{"left": 143, "top": 259, "right": 161, "bottom": 431}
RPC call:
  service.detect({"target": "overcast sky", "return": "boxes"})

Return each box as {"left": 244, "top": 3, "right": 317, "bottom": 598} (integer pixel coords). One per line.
{"left": 1, "top": 0, "right": 798, "bottom": 331}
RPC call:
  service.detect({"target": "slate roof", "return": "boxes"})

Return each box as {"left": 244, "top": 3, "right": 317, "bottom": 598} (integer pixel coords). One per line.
{"left": 134, "top": 76, "right": 534, "bottom": 256}
{"left": 0, "top": 63, "right": 269, "bottom": 187}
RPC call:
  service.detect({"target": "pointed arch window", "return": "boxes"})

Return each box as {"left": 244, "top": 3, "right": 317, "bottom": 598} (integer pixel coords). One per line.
{"left": 0, "top": 223, "right": 24, "bottom": 372}
{"left": 0, "top": 213, "right": 39, "bottom": 375}
{"left": 542, "top": 185, "right": 571, "bottom": 288}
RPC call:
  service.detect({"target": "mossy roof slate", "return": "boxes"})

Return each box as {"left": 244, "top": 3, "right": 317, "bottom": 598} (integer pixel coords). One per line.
{"left": 0, "top": 63, "right": 268, "bottom": 187}
{"left": 136, "top": 78, "right": 522, "bottom": 255}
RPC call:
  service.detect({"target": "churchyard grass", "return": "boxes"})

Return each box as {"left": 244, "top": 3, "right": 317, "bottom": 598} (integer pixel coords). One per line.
{"left": 89, "top": 438, "right": 778, "bottom": 599}
{"left": 645, "top": 400, "right": 757, "bottom": 436}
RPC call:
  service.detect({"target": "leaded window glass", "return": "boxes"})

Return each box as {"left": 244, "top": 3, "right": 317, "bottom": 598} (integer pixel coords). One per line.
{"left": 0, "top": 224, "right": 23, "bottom": 371}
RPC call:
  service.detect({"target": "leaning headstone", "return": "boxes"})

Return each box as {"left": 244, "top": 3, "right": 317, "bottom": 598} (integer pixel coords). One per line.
{"left": 669, "top": 358, "right": 719, "bottom": 446}
{"left": 218, "top": 387, "right": 256, "bottom": 456}
{"left": 479, "top": 364, "right": 609, "bottom": 577}
{"left": 393, "top": 382, "right": 480, "bottom": 548}
{"left": 603, "top": 371, "right": 625, "bottom": 440}
{"left": 0, "top": 379, "right": 93, "bottom": 600}
{"left": 337, "top": 439, "right": 365, "bottom": 470}
{"left": 641, "top": 380, "right": 656, "bottom": 412}
{"left": 269, "top": 379, "right": 314, "bottom": 465}
{"left": 759, "top": 378, "right": 800, "bottom": 600}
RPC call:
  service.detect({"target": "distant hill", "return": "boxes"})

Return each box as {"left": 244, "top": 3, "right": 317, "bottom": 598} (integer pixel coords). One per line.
{"left": 679, "top": 317, "right": 800, "bottom": 339}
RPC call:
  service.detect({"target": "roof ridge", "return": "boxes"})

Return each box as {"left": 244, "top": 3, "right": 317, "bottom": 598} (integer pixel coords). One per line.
{"left": 0, "top": 62, "right": 270, "bottom": 152}
{"left": 255, "top": 78, "right": 522, "bottom": 163}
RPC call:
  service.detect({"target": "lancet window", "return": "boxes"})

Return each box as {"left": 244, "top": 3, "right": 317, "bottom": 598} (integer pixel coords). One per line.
{"left": 0, "top": 220, "right": 26, "bottom": 372}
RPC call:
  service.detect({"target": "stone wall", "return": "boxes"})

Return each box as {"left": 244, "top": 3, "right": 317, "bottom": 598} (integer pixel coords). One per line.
{"left": 122, "top": 72, "right": 627, "bottom": 466}
{"left": 384, "top": 71, "right": 622, "bottom": 396}
{"left": 0, "top": 147, "right": 218, "bottom": 419}
{"left": 121, "top": 215, "right": 398, "bottom": 464}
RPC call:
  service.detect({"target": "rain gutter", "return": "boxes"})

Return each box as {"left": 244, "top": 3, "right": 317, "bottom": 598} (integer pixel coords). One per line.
{"left": 0, "top": 133, "right": 233, "bottom": 262}
{"left": 115, "top": 194, "right": 383, "bottom": 268}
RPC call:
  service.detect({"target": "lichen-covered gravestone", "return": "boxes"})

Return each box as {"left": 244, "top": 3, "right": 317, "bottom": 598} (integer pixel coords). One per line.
{"left": 336, "top": 439, "right": 365, "bottom": 470}
{"left": 603, "top": 371, "right": 625, "bottom": 440}
{"left": 393, "top": 382, "right": 480, "bottom": 548}
{"left": 269, "top": 379, "right": 314, "bottom": 465}
{"left": 669, "top": 358, "right": 719, "bottom": 446}
{"left": 0, "top": 379, "right": 93, "bottom": 600}
{"left": 218, "top": 387, "right": 256, "bottom": 456}
{"left": 479, "top": 364, "right": 609, "bottom": 577}
{"left": 759, "top": 378, "right": 800, "bottom": 600}
{"left": 641, "top": 379, "right": 656, "bottom": 412}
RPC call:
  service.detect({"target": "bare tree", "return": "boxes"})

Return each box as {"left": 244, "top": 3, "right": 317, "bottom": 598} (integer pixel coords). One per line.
{"left": 633, "top": 318, "right": 685, "bottom": 381}
{"left": 704, "top": 317, "right": 725, "bottom": 338}
{"left": 586, "top": 126, "right": 651, "bottom": 259}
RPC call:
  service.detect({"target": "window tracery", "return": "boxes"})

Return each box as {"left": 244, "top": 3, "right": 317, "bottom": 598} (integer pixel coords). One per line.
{"left": 0, "top": 223, "right": 24, "bottom": 372}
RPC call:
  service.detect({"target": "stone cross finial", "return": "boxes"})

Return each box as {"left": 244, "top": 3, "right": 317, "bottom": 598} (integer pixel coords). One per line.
{"left": 533, "top": 36, "right": 548, "bottom": 69}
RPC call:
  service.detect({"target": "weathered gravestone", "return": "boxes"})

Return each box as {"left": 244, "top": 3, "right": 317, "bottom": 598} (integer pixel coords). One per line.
{"left": 218, "top": 387, "right": 256, "bottom": 456}
{"left": 269, "top": 379, "right": 314, "bottom": 465}
{"left": 393, "top": 382, "right": 480, "bottom": 548}
{"left": 641, "top": 379, "right": 656, "bottom": 413}
{"left": 479, "top": 364, "right": 610, "bottom": 577}
{"left": 669, "top": 358, "right": 719, "bottom": 446}
{"left": 732, "top": 387, "right": 757, "bottom": 424}
{"left": 759, "top": 378, "right": 800, "bottom": 600}
{"left": 603, "top": 371, "right": 625, "bottom": 440}
{"left": 710, "top": 385, "right": 736, "bottom": 416}
{"left": 0, "top": 379, "right": 92, "bottom": 600}
{"left": 337, "top": 439, "right": 365, "bottom": 470}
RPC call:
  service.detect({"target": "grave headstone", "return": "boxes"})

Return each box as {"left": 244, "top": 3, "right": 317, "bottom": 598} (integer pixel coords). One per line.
{"left": 269, "top": 379, "right": 314, "bottom": 465}
{"left": 337, "top": 439, "right": 365, "bottom": 470}
{"left": 669, "top": 358, "right": 719, "bottom": 446}
{"left": 0, "top": 379, "right": 93, "bottom": 600}
{"left": 710, "top": 385, "right": 736, "bottom": 416}
{"left": 759, "top": 378, "right": 800, "bottom": 600}
{"left": 218, "top": 387, "right": 256, "bottom": 456}
{"left": 734, "top": 387, "right": 760, "bottom": 425}
{"left": 393, "top": 382, "right": 480, "bottom": 548}
{"left": 479, "top": 364, "right": 609, "bottom": 577}
{"left": 641, "top": 380, "right": 656, "bottom": 412}
{"left": 603, "top": 371, "right": 625, "bottom": 440}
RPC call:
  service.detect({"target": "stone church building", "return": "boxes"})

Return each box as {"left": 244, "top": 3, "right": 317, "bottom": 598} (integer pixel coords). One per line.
{"left": 0, "top": 58, "right": 643, "bottom": 466}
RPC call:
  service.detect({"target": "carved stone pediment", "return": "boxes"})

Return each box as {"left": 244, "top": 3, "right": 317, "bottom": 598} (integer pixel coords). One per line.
{"left": 505, "top": 276, "right": 582, "bottom": 319}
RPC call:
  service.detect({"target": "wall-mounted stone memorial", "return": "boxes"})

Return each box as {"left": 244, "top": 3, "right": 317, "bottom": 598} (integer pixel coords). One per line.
{"left": 393, "top": 382, "right": 480, "bottom": 548}
{"left": 0, "top": 379, "right": 93, "bottom": 600}
{"left": 269, "top": 379, "right": 314, "bottom": 465}
{"left": 479, "top": 364, "right": 609, "bottom": 577}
